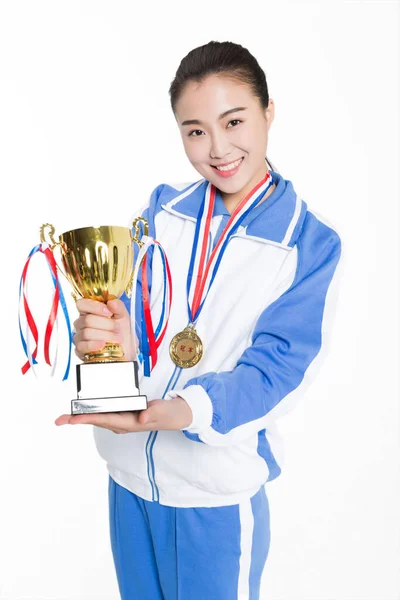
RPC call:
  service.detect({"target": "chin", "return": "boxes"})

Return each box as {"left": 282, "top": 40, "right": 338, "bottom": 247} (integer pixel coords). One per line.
{"left": 214, "top": 180, "right": 244, "bottom": 194}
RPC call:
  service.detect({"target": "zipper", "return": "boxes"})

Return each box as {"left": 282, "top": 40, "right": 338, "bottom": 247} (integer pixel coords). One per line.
{"left": 146, "top": 227, "right": 222, "bottom": 501}
{"left": 146, "top": 364, "right": 183, "bottom": 502}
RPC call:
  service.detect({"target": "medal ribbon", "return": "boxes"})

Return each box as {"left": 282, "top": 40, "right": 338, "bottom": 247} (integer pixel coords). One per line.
{"left": 187, "top": 170, "right": 274, "bottom": 323}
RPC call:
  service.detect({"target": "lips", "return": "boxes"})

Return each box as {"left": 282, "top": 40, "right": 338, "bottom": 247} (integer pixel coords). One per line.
{"left": 211, "top": 157, "right": 244, "bottom": 178}
{"left": 211, "top": 157, "right": 244, "bottom": 170}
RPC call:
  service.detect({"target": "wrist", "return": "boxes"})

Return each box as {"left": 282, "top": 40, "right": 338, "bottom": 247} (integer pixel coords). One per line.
{"left": 174, "top": 396, "right": 194, "bottom": 429}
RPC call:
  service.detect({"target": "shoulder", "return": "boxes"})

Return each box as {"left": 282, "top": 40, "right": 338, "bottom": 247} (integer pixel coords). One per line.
{"left": 293, "top": 208, "right": 342, "bottom": 281}
{"left": 299, "top": 207, "right": 342, "bottom": 252}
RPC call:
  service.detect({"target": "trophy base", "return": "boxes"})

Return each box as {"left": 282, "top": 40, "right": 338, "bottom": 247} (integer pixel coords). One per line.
{"left": 71, "top": 360, "right": 147, "bottom": 415}
{"left": 71, "top": 395, "right": 148, "bottom": 415}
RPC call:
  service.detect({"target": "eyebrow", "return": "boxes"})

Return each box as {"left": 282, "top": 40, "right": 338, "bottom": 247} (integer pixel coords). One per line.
{"left": 181, "top": 106, "right": 247, "bottom": 127}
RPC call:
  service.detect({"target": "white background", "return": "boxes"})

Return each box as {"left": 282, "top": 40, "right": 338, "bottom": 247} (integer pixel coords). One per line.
{"left": 0, "top": 1, "right": 399, "bottom": 599}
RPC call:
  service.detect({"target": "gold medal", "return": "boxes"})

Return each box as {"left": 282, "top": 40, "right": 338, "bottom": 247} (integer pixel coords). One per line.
{"left": 169, "top": 323, "right": 203, "bottom": 368}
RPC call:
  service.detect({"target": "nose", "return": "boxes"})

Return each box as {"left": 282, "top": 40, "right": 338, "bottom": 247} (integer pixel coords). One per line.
{"left": 209, "top": 129, "right": 232, "bottom": 160}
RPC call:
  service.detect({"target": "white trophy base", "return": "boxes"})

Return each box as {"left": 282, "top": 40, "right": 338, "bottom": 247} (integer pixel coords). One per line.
{"left": 71, "top": 360, "right": 147, "bottom": 415}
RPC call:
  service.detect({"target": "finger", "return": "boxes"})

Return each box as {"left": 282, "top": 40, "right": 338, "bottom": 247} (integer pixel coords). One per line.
{"left": 76, "top": 298, "right": 113, "bottom": 317}
{"left": 137, "top": 409, "right": 154, "bottom": 425}
{"left": 75, "top": 339, "right": 108, "bottom": 358}
{"left": 137, "top": 400, "right": 165, "bottom": 426}
{"left": 68, "top": 411, "right": 141, "bottom": 429}
{"left": 97, "top": 411, "right": 142, "bottom": 430}
{"left": 106, "top": 298, "right": 129, "bottom": 321}
{"left": 54, "top": 414, "right": 127, "bottom": 434}
{"left": 55, "top": 414, "right": 73, "bottom": 426}
{"left": 74, "top": 346, "right": 85, "bottom": 361}
{"left": 74, "top": 314, "right": 119, "bottom": 334}
{"left": 74, "top": 328, "right": 121, "bottom": 344}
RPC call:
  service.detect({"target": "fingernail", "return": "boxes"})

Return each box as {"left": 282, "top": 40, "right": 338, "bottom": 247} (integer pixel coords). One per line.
{"left": 103, "top": 306, "right": 112, "bottom": 316}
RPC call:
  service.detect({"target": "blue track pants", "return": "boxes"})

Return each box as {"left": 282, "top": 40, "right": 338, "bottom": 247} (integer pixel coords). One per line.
{"left": 108, "top": 475, "right": 271, "bottom": 599}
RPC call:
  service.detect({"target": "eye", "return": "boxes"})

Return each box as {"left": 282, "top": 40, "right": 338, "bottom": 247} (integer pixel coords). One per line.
{"left": 188, "top": 129, "right": 204, "bottom": 137}
{"left": 227, "top": 119, "right": 242, "bottom": 127}
{"left": 188, "top": 119, "right": 242, "bottom": 137}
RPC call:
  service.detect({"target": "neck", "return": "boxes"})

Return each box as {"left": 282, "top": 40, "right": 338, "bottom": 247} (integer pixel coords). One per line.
{"left": 220, "top": 167, "right": 275, "bottom": 215}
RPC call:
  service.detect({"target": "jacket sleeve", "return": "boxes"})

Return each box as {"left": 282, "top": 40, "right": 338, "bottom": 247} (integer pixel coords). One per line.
{"left": 164, "top": 212, "right": 343, "bottom": 447}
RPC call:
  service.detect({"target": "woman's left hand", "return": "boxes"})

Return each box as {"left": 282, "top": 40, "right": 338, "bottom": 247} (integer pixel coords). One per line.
{"left": 54, "top": 397, "right": 193, "bottom": 433}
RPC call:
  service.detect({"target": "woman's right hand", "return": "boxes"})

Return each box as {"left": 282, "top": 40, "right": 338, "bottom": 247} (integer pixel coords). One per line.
{"left": 73, "top": 298, "right": 138, "bottom": 362}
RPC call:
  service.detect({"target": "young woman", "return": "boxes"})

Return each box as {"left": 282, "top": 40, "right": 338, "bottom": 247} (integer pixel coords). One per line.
{"left": 56, "top": 40, "right": 342, "bottom": 600}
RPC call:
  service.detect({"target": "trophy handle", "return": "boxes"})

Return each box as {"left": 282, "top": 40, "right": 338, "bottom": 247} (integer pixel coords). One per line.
{"left": 39, "top": 223, "right": 73, "bottom": 292}
{"left": 131, "top": 217, "right": 149, "bottom": 248}
{"left": 125, "top": 217, "right": 149, "bottom": 298}
{"left": 40, "top": 223, "right": 58, "bottom": 249}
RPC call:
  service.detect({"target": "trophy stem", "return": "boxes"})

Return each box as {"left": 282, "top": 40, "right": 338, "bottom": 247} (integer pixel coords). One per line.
{"left": 84, "top": 343, "right": 125, "bottom": 363}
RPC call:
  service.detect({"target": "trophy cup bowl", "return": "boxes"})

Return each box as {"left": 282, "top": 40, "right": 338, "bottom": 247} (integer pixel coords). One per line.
{"left": 40, "top": 222, "right": 148, "bottom": 415}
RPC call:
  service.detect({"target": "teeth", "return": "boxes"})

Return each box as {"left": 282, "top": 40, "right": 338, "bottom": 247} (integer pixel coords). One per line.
{"left": 215, "top": 158, "right": 243, "bottom": 171}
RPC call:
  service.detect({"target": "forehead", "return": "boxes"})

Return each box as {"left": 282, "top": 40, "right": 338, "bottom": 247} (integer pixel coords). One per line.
{"left": 175, "top": 74, "right": 257, "bottom": 119}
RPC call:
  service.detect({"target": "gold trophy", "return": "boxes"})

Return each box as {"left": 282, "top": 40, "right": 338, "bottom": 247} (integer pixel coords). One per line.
{"left": 40, "top": 220, "right": 148, "bottom": 415}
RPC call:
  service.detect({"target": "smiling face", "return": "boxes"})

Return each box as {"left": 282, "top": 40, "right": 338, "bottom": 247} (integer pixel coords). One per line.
{"left": 174, "top": 73, "right": 275, "bottom": 209}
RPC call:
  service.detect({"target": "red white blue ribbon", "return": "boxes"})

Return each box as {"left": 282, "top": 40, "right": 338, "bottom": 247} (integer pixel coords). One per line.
{"left": 129, "top": 234, "right": 172, "bottom": 377}
{"left": 187, "top": 170, "right": 274, "bottom": 323}
{"left": 19, "top": 244, "right": 73, "bottom": 380}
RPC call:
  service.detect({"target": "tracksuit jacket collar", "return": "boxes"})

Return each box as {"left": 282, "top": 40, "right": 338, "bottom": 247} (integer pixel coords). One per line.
{"left": 161, "top": 169, "right": 308, "bottom": 249}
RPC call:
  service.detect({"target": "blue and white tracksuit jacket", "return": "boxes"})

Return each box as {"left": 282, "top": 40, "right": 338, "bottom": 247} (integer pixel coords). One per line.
{"left": 93, "top": 169, "right": 343, "bottom": 508}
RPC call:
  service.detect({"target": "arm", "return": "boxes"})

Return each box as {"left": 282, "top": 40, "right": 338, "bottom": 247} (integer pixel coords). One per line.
{"left": 165, "top": 212, "right": 343, "bottom": 447}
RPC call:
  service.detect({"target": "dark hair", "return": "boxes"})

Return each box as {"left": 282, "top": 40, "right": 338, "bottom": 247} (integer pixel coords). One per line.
{"left": 168, "top": 40, "right": 279, "bottom": 173}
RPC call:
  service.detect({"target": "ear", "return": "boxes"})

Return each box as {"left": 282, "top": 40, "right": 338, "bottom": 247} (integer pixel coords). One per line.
{"left": 264, "top": 98, "right": 275, "bottom": 130}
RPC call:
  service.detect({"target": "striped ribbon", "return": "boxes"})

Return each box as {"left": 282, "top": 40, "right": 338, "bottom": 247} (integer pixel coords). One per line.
{"left": 129, "top": 234, "right": 172, "bottom": 377}
{"left": 19, "top": 244, "right": 73, "bottom": 380}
